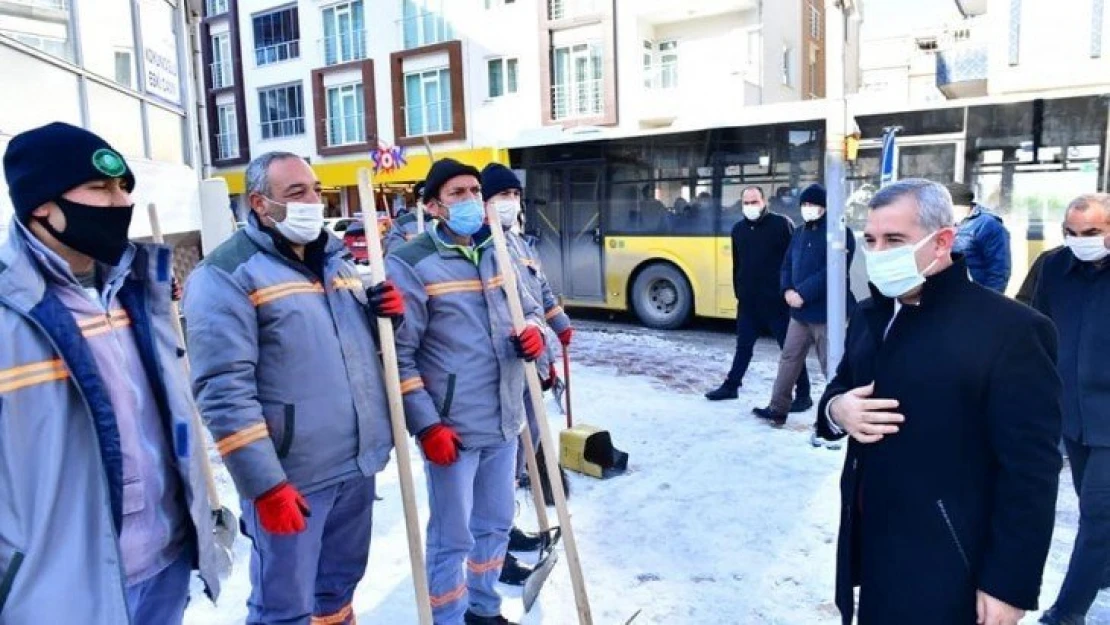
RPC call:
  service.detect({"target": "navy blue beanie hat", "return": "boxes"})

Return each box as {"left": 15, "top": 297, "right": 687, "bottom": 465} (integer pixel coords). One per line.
{"left": 4, "top": 122, "right": 135, "bottom": 222}
{"left": 480, "top": 163, "right": 521, "bottom": 201}
{"left": 423, "top": 158, "right": 480, "bottom": 203}
{"left": 798, "top": 183, "right": 827, "bottom": 208}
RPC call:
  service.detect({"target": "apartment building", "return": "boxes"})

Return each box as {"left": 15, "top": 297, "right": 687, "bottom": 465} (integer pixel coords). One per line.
{"left": 0, "top": 0, "right": 207, "bottom": 269}
{"left": 859, "top": 0, "right": 1110, "bottom": 104}
{"left": 202, "top": 0, "right": 860, "bottom": 216}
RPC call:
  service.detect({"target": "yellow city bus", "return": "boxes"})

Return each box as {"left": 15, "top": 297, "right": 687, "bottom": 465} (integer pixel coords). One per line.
{"left": 509, "top": 92, "right": 1110, "bottom": 328}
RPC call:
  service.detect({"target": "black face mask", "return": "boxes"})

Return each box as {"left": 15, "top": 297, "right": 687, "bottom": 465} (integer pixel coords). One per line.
{"left": 36, "top": 197, "right": 134, "bottom": 266}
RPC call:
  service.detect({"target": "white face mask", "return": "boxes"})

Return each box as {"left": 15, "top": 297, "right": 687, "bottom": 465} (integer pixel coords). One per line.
{"left": 492, "top": 199, "right": 521, "bottom": 229}
{"left": 742, "top": 205, "right": 763, "bottom": 221}
{"left": 271, "top": 201, "right": 325, "bottom": 245}
{"left": 863, "top": 230, "right": 940, "bottom": 298}
{"left": 1065, "top": 235, "right": 1110, "bottom": 263}
{"left": 801, "top": 204, "right": 824, "bottom": 223}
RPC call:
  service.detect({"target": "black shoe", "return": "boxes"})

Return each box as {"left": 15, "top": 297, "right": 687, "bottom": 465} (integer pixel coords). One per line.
{"left": 705, "top": 383, "right": 740, "bottom": 401}
{"left": 752, "top": 406, "right": 788, "bottom": 427}
{"left": 1040, "top": 606, "right": 1086, "bottom": 625}
{"left": 465, "top": 610, "right": 517, "bottom": 625}
{"left": 508, "top": 526, "right": 544, "bottom": 552}
{"left": 498, "top": 552, "right": 534, "bottom": 586}
{"left": 789, "top": 396, "right": 814, "bottom": 413}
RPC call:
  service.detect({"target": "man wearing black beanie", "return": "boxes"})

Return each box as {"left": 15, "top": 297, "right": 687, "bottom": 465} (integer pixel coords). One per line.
{"left": 0, "top": 121, "right": 228, "bottom": 623}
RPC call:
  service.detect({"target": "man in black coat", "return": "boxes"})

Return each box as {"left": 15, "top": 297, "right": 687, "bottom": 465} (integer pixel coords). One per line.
{"left": 1033, "top": 193, "right": 1110, "bottom": 625}
{"left": 817, "top": 179, "right": 1062, "bottom": 625}
{"left": 705, "top": 186, "right": 810, "bottom": 408}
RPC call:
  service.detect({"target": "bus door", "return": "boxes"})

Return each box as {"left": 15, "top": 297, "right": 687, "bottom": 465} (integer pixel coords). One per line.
{"left": 845, "top": 134, "right": 964, "bottom": 299}
{"left": 525, "top": 164, "right": 605, "bottom": 302}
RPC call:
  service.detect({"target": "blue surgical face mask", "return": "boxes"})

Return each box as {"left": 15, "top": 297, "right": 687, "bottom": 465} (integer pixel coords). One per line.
{"left": 863, "top": 230, "right": 940, "bottom": 298}
{"left": 444, "top": 198, "right": 484, "bottom": 236}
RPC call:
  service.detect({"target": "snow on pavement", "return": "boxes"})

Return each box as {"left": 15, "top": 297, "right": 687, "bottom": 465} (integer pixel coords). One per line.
{"left": 185, "top": 322, "right": 1095, "bottom": 625}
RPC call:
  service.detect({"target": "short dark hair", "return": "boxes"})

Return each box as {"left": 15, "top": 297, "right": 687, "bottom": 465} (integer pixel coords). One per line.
{"left": 741, "top": 186, "right": 765, "bottom": 199}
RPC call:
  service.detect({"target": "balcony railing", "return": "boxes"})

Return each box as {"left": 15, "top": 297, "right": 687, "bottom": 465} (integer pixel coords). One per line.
{"left": 254, "top": 40, "right": 299, "bottom": 66}
{"left": 260, "top": 117, "right": 305, "bottom": 139}
{"left": 210, "top": 61, "right": 233, "bottom": 89}
{"left": 321, "top": 30, "right": 367, "bottom": 66}
{"left": 216, "top": 132, "right": 238, "bottom": 160}
{"left": 5, "top": 0, "right": 67, "bottom": 9}
{"left": 398, "top": 12, "right": 453, "bottom": 50}
{"left": 404, "top": 100, "right": 452, "bottom": 137}
{"left": 326, "top": 113, "right": 366, "bottom": 146}
{"left": 548, "top": 0, "right": 598, "bottom": 20}
{"left": 552, "top": 79, "right": 602, "bottom": 120}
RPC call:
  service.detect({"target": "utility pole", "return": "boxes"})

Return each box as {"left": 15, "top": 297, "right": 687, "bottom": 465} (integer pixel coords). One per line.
{"left": 825, "top": 0, "right": 851, "bottom": 378}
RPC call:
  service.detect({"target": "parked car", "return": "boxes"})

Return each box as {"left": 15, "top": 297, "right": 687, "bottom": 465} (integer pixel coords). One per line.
{"left": 343, "top": 222, "right": 369, "bottom": 265}
{"left": 326, "top": 217, "right": 358, "bottom": 237}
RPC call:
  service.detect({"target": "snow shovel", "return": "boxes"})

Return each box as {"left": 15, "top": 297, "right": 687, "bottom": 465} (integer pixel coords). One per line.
{"left": 485, "top": 202, "right": 594, "bottom": 624}
{"left": 357, "top": 169, "right": 435, "bottom": 625}
{"left": 146, "top": 204, "right": 236, "bottom": 575}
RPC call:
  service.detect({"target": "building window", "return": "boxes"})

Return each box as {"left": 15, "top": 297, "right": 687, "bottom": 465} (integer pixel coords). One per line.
{"left": 326, "top": 83, "right": 366, "bottom": 146}
{"left": 322, "top": 1, "right": 365, "bottom": 66}
{"left": 401, "top": 0, "right": 453, "bottom": 50}
{"left": 643, "top": 40, "right": 678, "bottom": 90}
{"left": 258, "top": 83, "right": 305, "bottom": 139}
{"left": 1008, "top": 0, "right": 1021, "bottom": 66}
{"left": 808, "top": 44, "right": 819, "bottom": 97}
{"left": 113, "top": 49, "right": 133, "bottom": 89}
{"left": 1092, "top": 0, "right": 1104, "bottom": 58}
{"left": 206, "top": 0, "right": 228, "bottom": 17}
{"left": 809, "top": 3, "right": 821, "bottom": 39}
{"left": 552, "top": 42, "right": 602, "bottom": 120}
{"left": 548, "top": 0, "right": 597, "bottom": 20}
{"left": 404, "top": 68, "right": 451, "bottom": 136}
{"left": 253, "top": 6, "right": 300, "bottom": 66}
{"left": 488, "top": 57, "right": 518, "bottom": 98}
{"left": 484, "top": 0, "right": 516, "bottom": 7}
{"left": 216, "top": 104, "right": 238, "bottom": 160}
{"left": 210, "top": 32, "right": 233, "bottom": 89}
{"left": 781, "top": 44, "right": 792, "bottom": 86}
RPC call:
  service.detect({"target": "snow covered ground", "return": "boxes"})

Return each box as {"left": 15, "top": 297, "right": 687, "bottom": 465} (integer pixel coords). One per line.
{"left": 184, "top": 320, "right": 1101, "bottom": 625}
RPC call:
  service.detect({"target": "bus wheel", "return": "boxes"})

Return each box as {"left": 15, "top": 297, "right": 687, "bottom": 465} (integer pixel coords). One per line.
{"left": 631, "top": 263, "right": 692, "bottom": 330}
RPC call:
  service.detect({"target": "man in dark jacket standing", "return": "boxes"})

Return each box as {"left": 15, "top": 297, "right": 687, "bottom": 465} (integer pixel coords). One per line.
{"left": 752, "top": 184, "right": 854, "bottom": 437}
{"left": 1033, "top": 193, "right": 1110, "bottom": 625}
{"left": 947, "top": 182, "right": 1012, "bottom": 292}
{"left": 818, "top": 178, "right": 1062, "bottom": 625}
{"left": 705, "top": 186, "right": 810, "bottom": 408}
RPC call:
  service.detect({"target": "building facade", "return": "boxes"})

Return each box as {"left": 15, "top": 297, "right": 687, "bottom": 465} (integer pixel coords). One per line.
{"left": 0, "top": 0, "right": 207, "bottom": 265}
{"left": 202, "top": 0, "right": 860, "bottom": 216}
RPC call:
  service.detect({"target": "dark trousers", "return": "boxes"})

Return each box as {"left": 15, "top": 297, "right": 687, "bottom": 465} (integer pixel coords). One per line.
{"left": 1055, "top": 438, "right": 1110, "bottom": 615}
{"left": 725, "top": 306, "right": 810, "bottom": 399}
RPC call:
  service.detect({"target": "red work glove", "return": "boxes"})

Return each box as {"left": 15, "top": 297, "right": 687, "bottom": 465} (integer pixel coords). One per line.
{"left": 511, "top": 324, "right": 545, "bottom": 362}
{"left": 541, "top": 363, "right": 559, "bottom": 391}
{"left": 557, "top": 327, "right": 573, "bottom": 346}
{"left": 367, "top": 280, "right": 404, "bottom": 319}
{"left": 255, "top": 482, "right": 310, "bottom": 535}
{"left": 419, "top": 423, "right": 461, "bottom": 466}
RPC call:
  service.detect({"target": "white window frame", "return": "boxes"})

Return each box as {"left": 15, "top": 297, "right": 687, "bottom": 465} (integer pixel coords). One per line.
{"left": 216, "top": 104, "right": 238, "bottom": 160}
{"left": 210, "top": 32, "right": 233, "bottom": 89}
{"left": 781, "top": 43, "right": 792, "bottom": 87}
{"left": 253, "top": 5, "right": 301, "bottom": 66}
{"left": 258, "top": 83, "right": 305, "bottom": 139}
{"left": 326, "top": 82, "right": 366, "bottom": 146}
{"left": 552, "top": 41, "right": 603, "bottom": 120}
{"left": 548, "top": 0, "right": 597, "bottom": 20}
{"left": 401, "top": 0, "right": 453, "bottom": 49}
{"left": 809, "top": 2, "right": 821, "bottom": 39}
{"left": 322, "top": 1, "right": 366, "bottom": 66}
{"left": 403, "top": 68, "right": 452, "bottom": 137}
{"left": 487, "top": 57, "right": 518, "bottom": 98}
{"left": 206, "top": 0, "right": 228, "bottom": 17}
